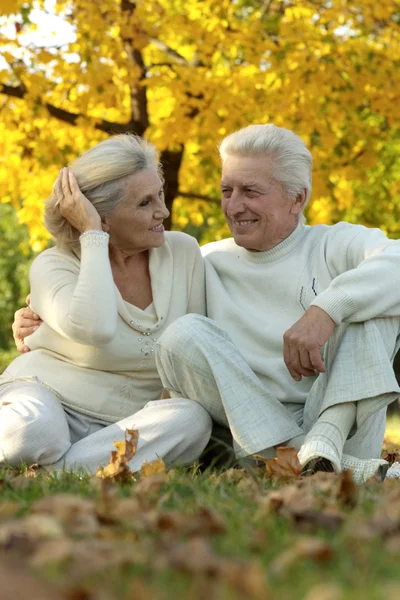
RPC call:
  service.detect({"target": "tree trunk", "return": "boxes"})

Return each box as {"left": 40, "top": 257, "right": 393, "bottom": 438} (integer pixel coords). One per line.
{"left": 160, "top": 147, "right": 184, "bottom": 230}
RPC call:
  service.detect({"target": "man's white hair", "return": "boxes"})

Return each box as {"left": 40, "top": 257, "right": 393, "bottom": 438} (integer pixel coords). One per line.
{"left": 219, "top": 124, "right": 313, "bottom": 208}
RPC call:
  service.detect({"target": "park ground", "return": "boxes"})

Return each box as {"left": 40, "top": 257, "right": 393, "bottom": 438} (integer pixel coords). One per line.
{"left": 0, "top": 418, "right": 399, "bottom": 600}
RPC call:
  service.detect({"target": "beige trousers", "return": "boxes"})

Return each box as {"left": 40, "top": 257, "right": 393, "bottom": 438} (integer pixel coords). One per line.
{"left": 156, "top": 315, "right": 400, "bottom": 459}
{"left": 0, "top": 378, "right": 212, "bottom": 473}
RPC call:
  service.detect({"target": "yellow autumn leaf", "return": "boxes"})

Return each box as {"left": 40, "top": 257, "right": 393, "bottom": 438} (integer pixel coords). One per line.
{"left": 140, "top": 457, "right": 166, "bottom": 479}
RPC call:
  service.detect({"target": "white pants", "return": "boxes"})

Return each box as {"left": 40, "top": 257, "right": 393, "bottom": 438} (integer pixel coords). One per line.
{"left": 0, "top": 378, "right": 212, "bottom": 473}
{"left": 156, "top": 315, "right": 400, "bottom": 459}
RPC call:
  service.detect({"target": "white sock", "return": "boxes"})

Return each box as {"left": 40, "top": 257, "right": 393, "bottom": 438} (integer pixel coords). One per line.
{"left": 298, "top": 403, "right": 356, "bottom": 471}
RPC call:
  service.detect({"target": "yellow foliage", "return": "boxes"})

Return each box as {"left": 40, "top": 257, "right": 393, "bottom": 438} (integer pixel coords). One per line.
{"left": 1, "top": 0, "right": 400, "bottom": 245}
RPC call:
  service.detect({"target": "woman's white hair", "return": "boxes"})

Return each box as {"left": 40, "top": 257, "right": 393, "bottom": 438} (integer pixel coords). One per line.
{"left": 219, "top": 124, "right": 313, "bottom": 210}
{"left": 45, "top": 134, "right": 160, "bottom": 253}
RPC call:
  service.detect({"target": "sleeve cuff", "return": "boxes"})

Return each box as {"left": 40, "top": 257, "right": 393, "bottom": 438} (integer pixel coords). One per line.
{"left": 79, "top": 230, "right": 110, "bottom": 248}
{"left": 310, "top": 287, "right": 356, "bottom": 324}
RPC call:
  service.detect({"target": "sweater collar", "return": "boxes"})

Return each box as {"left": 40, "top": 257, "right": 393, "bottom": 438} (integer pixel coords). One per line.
{"left": 242, "top": 222, "right": 306, "bottom": 263}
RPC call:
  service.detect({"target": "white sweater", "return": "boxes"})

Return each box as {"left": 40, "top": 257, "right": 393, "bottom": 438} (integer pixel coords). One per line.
{"left": 2, "top": 231, "right": 205, "bottom": 422}
{"left": 202, "top": 222, "right": 400, "bottom": 405}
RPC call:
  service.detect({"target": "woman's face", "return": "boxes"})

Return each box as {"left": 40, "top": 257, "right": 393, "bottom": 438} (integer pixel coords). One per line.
{"left": 105, "top": 168, "right": 169, "bottom": 254}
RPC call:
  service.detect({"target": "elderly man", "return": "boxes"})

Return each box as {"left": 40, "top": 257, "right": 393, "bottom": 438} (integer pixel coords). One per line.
{"left": 156, "top": 124, "right": 400, "bottom": 483}
{"left": 12, "top": 124, "right": 400, "bottom": 482}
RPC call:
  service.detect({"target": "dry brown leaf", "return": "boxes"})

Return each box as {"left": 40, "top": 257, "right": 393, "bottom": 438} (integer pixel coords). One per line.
{"left": 382, "top": 583, "right": 400, "bottom": 600}
{"left": 96, "top": 429, "right": 139, "bottom": 483}
{"left": 32, "top": 494, "right": 99, "bottom": 535}
{"left": 162, "top": 537, "right": 269, "bottom": 599}
{"left": 221, "top": 560, "right": 269, "bottom": 600}
{"left": 381, "top": 447, "right": 400, "bottom": 463}
{"left": 111, "top": 497, "right": 142, "bottom": 523}
{"left": 214, "top": 468, "right": 249, "bottom": 485}
{"left": 0, "top": 501, "right": 20, "bottom": 519}
{"left": 140, "top": 457, "right": 166, "bottom": 479}
{"left": 255, "top": 446, "right": 302, "bottom": 482}
{"left": 0, "top": 558, "right": 65, "bottom": 600}
{"left": 156, "top": 507, "right": 226, "bottom": 536}
{"left": 386, "top": 534, "right": 400, "bottom": 555}
{"left": 23, "top": 464, "right": 40, "bottom": 478}
{"left": 270, "top": 537, "right": 334, "bottom": 578}
{"left": 0, "top": 514, "right": 64, "bottom": 558}
{"left": 133, "top": 472, "right": 167, "bottom": 498}
{"left": 29, "top": 538, "right": 73, "bottom": 568}
{"left": 43, "top": 538, "right": 146, "bottom": 579}
{"left": 336, "top": 470, "right": 358, "bottom": 508}
{"left": 258, "top": 471, "right": 359, "bottom": 533}
{"left": 303, "top": 582, "right": 343, "bottom": 600}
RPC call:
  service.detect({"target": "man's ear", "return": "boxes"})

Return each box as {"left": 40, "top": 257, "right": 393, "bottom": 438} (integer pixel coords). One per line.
{"left": 290, "top": 188, "right": 308, "bottom": 215}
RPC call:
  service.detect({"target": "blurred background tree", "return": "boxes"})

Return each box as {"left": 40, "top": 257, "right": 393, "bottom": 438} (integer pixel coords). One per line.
{"left": 1, "top": 0, "right": 400, "bottom": 352}
{"left": 0, "top": 204, "right": 32, "bottom": 367}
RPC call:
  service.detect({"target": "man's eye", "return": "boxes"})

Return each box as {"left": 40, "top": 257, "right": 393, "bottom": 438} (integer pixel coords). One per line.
{"left": 221, "top": 189, "right": 232, "bottom": 196}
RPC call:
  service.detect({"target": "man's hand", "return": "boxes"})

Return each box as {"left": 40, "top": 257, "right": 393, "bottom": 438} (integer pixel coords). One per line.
{"left": 283, "top": 306, "right": 335, "bottom": 381}
{"left": 12, "top": 295, "right": 42, "bottom": 353}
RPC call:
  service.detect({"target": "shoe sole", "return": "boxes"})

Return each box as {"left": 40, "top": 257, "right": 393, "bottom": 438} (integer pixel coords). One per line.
{"left": 301, "top": 457, "right": 335, "bottom": 477}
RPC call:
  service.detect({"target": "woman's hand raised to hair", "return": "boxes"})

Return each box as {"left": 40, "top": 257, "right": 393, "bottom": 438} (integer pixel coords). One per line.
{"left": 54, "top": 168, "right": 102, "bottom": 233}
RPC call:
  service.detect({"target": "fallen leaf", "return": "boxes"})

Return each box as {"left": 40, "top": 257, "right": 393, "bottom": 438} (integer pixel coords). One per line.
{"left": 140, "top": 458, "right": 166, "bottom": 479}
{"left": 336, "top": 470, "right": 358, "bottom": 508}
{"left": 303, "top": 582, "right": 343, "bottom": 600}
{"left": 0, "top": 514, "right": 64, "bottom": 556}
{"left": 270, "top": 537, "right": 334, "bottom": 578}
{"left": 381, "top": 451, "right": 400, "bottom": 465}
{"left": 133, "top": 473, "right": 167, "bottom": 498}
{"left": 213, "top": 468, "right": 249, "bottom": 485}
{"left": 32, "top": 494, "right": 99, "bottom": 535}
{"left": 156, "top": 507, "right": 226, "bottom": 536}
{"left": 382, "top": 583, "right": 400, "bottom": 600}
{"left": 0, "top": 558, "right": 64, "bottom": 600}
{"left": 386, "top": 535, "right": 400, "bottom": 555}
{"left": 96, "top": 429, "right": 139, "bottom": 483}
{"left": 0, "top": 501, "right": 20, "bottom": 519}
{"left": 37, "top": 538, "right": 146, "bottom": 579}
{"left": 23, "top": 464, "right": 40, "bottom": 478}
{"left": 255, "top": 446, "right": 302, "bottom": 482}
{"left": 29, "top": 538, "right": 73, "bottom": 568}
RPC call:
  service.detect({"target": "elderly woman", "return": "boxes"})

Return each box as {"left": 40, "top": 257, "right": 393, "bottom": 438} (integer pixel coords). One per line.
{"left": 0, "top": 134, "right": 212, "bottom": 473}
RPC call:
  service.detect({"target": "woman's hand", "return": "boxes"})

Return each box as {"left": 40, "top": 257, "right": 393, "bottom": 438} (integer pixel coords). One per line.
{"left": 12, "top": 295, "right": 43, "bottom": 353}
{"left": 54, "top": 168, "right": 102, "bottom": 233}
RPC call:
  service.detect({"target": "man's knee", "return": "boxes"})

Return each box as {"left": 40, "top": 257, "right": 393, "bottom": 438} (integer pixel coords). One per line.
{"left": 157, "top": 314, "right": 208, "bottom": 351}
{"left": 0, "top": 392, "right": 70, "bottom": 466}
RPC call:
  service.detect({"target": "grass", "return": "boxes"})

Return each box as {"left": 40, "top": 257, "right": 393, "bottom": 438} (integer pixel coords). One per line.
{"left": 0, "top": 420, "right": 399, "bottom": 599}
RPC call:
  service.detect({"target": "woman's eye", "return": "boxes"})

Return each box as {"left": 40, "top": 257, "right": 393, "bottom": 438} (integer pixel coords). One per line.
{"left": 139, "top": 198, "right": 151, "bottom": 208}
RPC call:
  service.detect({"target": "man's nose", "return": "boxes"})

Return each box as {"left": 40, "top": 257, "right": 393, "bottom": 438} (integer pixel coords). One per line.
{"left": 225, "top": 192, "right": 246, "bottom": 216}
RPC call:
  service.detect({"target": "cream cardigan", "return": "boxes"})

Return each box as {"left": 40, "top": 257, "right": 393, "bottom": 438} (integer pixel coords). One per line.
{"left": 2, "top": 231, "right": 205, "bottom": 422}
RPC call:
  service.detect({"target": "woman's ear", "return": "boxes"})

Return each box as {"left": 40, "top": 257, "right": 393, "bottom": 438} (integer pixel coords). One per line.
{"left": 101, "top": 216, "right": 110, "bottom": 233}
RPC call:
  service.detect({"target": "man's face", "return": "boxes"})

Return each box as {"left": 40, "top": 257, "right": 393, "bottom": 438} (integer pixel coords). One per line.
{"left": 220, "top": 154, "right": 303, "bottom": 252}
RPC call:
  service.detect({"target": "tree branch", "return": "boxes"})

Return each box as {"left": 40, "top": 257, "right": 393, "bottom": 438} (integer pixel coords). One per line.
{"left": 120, "top": 0, "right": 149, "bottom": 134}
{"left": 149, "top": 38, "right": 190, "bottom": 66}
{"left": 0, "top": 83, "right": 144, "bottom": 134}
{"left": 177, "top": 191, "right": 221, "bottom": 205}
